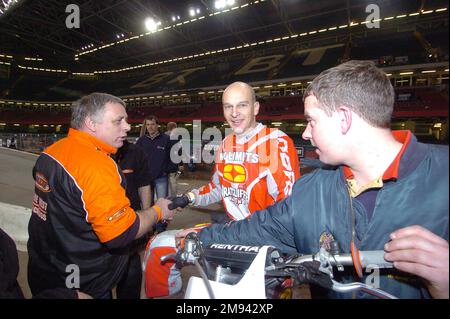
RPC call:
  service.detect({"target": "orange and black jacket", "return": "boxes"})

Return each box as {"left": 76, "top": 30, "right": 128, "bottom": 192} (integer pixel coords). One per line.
{"left": 27, "top": 129, "right": 139, "bottom": 298}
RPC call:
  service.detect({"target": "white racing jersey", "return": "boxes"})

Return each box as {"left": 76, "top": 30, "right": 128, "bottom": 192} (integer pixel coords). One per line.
{"left": 192, "top": 123, "right": 300, "bottom": 220}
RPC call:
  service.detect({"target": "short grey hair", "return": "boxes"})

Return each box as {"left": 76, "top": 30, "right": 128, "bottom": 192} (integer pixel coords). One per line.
{"left": 71, "top": 92, "right": 125, "bottom": 129}
{"left": 304, "top": 60, "right": 395, "bottom": 128}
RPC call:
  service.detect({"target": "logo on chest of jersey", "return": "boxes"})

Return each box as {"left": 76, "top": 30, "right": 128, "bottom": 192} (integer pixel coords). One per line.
{"left": 222, "top": 164, "right": 247, "bottom": 183}
{"left": 220, "top": 151, "right": 259, "bottom": 164}
{"left": 222, "top": 187, "right": 248, "bottom": 205}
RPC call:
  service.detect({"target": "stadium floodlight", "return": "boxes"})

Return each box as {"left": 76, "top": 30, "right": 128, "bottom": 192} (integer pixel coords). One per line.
{"left": 145, "top": 17, "right": 161, "bottom": 32}
{"left": 215, "top": 0, "right": 235, "bottom": 10}
{"left": 0, "top": 0, "right": 20, "bottom": 17}
{"left": 215, "top": 0, "right": 226, "bottom": 9}
{"left": 189, "top": 8, "right": 200, "bottom": 16}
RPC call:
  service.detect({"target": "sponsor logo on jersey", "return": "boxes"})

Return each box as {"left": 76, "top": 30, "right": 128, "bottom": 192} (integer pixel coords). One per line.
{"left": 220, "top": 151, "right": 259, "bottom": 163}
{"left": 222, "top": 186, "right": 248, "bottom": 205}
{"left": 223, "top": 164, "right": 247, "bottom": 183}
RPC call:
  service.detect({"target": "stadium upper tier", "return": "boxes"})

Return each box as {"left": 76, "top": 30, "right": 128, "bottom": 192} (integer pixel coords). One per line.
{"left": 1, "top": 27, "right": 448, "bottom": 101}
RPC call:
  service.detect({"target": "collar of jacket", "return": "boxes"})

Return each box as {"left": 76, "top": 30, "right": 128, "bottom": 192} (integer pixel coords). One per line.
{"left": 68, "top": 128, "right": 117, "bottom": 155}
{"left": 146, "top": 131, "right": 160, "bottom": 140}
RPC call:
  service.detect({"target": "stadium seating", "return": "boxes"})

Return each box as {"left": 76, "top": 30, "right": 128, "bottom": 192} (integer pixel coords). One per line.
{"left": 1, "top": 87, "right": 447, "bottom": 124}
{"left": 1, "top": 28, "right": 447, "bottom": 101}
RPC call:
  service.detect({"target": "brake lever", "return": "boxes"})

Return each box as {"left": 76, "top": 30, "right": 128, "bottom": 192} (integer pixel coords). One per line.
{"left": 160, "top": 253, "right": 177, "bottom": 264}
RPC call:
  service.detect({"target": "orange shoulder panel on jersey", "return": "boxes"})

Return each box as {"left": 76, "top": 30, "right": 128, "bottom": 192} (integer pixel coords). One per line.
{"left": 45, "top": 131, "right": 137, "bottom": 243}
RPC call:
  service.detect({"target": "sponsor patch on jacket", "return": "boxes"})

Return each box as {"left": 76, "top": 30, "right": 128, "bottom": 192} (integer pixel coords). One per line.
{"left": 35, "top": 172, "right": 51, "bottom": 192}
{"left": 319, "top": 231, "right": 335, "bottom": 251}
{"left": 108, "top": 207, "right": 127, "bottom": 221}
{"left": 32, "top": 193, "right": 48, "bottom": 221}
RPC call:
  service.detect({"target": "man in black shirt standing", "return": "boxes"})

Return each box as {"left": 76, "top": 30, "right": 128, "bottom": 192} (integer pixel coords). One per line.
{"left": 113, "top": 139, "right": 151, "bottom": 299}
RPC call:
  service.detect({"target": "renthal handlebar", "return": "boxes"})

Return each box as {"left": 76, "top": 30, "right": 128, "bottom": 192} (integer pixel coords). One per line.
{"left": 271, "top": 248, "right": 397, "bottom": 299}
{"left": 289, "top": 249, "right": 393, "bottom": 270}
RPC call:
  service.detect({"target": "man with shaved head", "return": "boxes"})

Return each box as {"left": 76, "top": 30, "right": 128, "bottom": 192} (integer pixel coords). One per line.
{"left": 143, "top": 81, "right": 300, "bottom": 298}
{"left": 183, "top": 81, "right": 300, "bottom": 220}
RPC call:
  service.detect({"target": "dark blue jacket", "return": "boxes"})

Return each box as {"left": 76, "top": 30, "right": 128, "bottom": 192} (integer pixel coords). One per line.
{"left": 199, "top": 133, "right": 449, "bottom": 299}
{"left": 136, "top": 132, "right": 171, "bottom": 181}
{"left": 165, "top": 133, "right": 182, "bottom": 173}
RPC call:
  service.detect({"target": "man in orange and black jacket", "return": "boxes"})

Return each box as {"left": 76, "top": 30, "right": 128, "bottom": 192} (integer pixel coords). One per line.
{"left": 27, "top": 93, "right": 177, "bottom": 299}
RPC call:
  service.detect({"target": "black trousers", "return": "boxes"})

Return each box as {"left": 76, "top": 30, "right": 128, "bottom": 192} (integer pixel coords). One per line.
{"left": 116, "top": 253, "right": 142, "bottom": 299}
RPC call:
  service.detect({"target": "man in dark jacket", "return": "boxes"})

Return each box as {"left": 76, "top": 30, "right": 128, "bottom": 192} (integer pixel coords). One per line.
{"left": 178, "top": 61, "right": 449, "bottom": 299}
{"left": 165, "top": 122, "right": 184, "bottom": 197}
{"left": 136, "top": 115, "right": 171, "bottom": 203}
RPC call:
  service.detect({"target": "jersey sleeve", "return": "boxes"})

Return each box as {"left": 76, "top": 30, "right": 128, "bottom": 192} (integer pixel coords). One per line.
{"left": 190, "top": 144, "right": 223, "bottom": 206}
{"left": 266, "top": 134, "right": 300, "bottom": 202}
{"left": 81, "top": 159, "right": 137, "bottom": 243}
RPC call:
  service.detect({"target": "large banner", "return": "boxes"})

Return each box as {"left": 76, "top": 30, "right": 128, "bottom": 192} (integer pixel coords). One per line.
{"left": 126, "top": 44, "right": 345, "bottom": 93}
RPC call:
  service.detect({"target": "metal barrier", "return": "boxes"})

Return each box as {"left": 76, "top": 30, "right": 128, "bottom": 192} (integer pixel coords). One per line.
{"left": 0, "top": 133, "right": 64, "bottom": 154}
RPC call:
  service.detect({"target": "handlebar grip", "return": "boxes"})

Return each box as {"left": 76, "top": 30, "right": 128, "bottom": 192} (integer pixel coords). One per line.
{"left": 359, "top": 250, "right": 393, "bottom": 269}
{"left": 168, "top": 195, "right": 190, "bottom": 210}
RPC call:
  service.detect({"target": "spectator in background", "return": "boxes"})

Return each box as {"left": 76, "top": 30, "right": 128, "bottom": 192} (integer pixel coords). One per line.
{"left": 112, "top": 139, "right": 152, "bottom": 299}
{"left": 136, "top": 115, "right": 173, "bottom": 233}
{"left": 165, "top": 122, "right": 184, "bottom": 197}
{"left": 136, "top": 116, "right": 171, "bottom": 204}
{"left": 10, "top": 136, "right": 17, "bottom": 149}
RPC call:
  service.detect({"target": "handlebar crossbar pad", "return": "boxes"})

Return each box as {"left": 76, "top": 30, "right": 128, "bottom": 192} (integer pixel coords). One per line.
{"left": 203, "top": 243, "right": 263, "bottom": 270}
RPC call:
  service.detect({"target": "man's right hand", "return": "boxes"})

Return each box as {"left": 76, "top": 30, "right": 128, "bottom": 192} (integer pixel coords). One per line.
{"left": 155, "top": 198, "right": 177, "bottom": 220}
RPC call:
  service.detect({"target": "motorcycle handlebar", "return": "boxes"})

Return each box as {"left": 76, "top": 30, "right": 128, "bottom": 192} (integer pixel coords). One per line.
{"left": 357, "top": 250, "right": 393, "bottom": 269}
{"left": 289, "top": 250, "right": 393, "bottom": 269}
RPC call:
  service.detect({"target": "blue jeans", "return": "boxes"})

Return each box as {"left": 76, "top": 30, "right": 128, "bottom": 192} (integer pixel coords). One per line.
{"left": 151, "top": 176, "right": 168, "bottom": 204}
{"left": 151, "top": 176, "right": 169, "bottom": 233}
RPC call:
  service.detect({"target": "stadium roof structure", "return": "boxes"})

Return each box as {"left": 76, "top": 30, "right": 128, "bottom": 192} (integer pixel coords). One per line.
{"left": 0, "top": 0, "right": 448, "bottom": 72}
